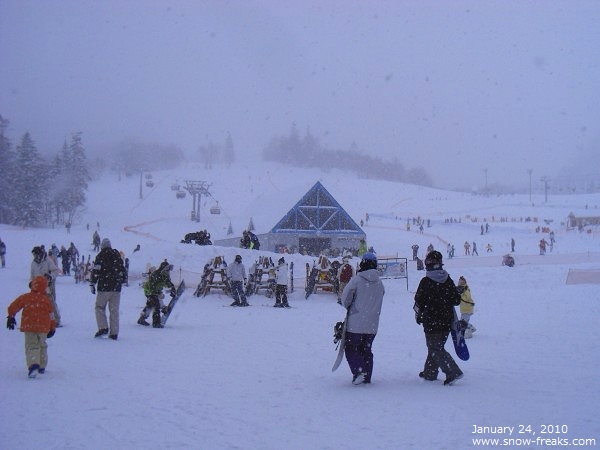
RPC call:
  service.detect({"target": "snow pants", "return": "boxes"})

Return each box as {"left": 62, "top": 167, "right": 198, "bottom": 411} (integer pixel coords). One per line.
{"left": 422, "top": 332, "right": 462, "bottom": 380}
{"left": 275, "top": 284, "right": 288, "bottom": 305}
{"left": 24, "top": 332, "right": 48, "bottom": 370}
{"left": 344, "top": 332, "right": 375, "bottom": 382}
{"left": 141, "top": 295, "right": 162, "bottom": 326}
{"left": 230, "top": 281, "right": 247, "bottom": 304}
{"left": 95, "top": 291, "right": 121, "bottom": 336}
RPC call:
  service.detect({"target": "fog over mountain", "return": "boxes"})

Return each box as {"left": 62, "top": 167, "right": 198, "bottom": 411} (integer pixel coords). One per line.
{"left": 1, "top": 0, "right": 599, "bottom": 190}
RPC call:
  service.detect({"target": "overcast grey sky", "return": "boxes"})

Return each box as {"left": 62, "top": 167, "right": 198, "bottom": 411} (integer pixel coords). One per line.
{"left": 1, "top": 0, "right": 599, "bottom": 188}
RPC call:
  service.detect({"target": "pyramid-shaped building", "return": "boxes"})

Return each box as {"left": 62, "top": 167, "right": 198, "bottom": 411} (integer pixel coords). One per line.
{"left": 265, "top": 181, "right": 365, "bottom": 255}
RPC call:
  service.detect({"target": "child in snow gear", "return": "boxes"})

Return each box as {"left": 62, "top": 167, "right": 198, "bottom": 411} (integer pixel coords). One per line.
{"left": 340, "top": 252, "right": 385, "bottom": 385}
{"left": 227, "top": 255, "right": 249, "bottom": 306}
{"left": 414, "top": 250, "right": 464, "bottom": 385}
{"left": 90, "top": 238, "right": 126, "bottom": 340}
{"left": 273, "top": 257, "right": 289, "bottom": 307}
{"left": 138, "top": 260, "right": 176, "bottom": 327}
{"left": 7, "top": 276, "right": 57, "bottom": 378}
{"left": 457, "top": 276, "right": 476, "bottom": 339}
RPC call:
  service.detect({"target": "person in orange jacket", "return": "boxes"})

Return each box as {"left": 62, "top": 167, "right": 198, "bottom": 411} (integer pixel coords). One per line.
{"left": 7, "top": 275, "right": 57, "bottom": 378}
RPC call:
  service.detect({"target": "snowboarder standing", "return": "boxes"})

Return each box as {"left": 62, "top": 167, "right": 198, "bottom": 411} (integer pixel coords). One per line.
{"left": 7, "top": 276, "right": 57, "bottom": 378}
{"left": 89, "top": 238, "right": 126, "bottom": 340}
{"left": 273, "top": 257, "right": 290, "bottom": 308}
{"left": 228, "top": 255, "right": 249, "bottom": 306}
{"left": 138, "top": 260, "right": 176, "bottom": 328}
{"left": 413, "top": 250, "right": 463, "bottom": 385}
{"left": 340, "top": 252, "right": 385, "bottom": 385}
{"left": 411, "top": 244, "right": 419, "bottom": 261}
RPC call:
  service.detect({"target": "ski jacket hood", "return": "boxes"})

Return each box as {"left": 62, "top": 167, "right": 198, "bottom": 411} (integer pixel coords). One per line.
{"left": 8, "top": 276, "right": 56, "bottom": 333}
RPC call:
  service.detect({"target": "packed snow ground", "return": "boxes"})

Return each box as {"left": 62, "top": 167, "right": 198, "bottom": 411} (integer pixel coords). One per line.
{"left": 2, "top": 161, "right": 600, "bottom": 449}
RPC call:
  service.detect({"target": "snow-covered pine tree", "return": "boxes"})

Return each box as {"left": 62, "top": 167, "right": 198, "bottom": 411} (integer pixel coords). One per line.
{"left": 0, "top": 115, "right": 16, "bottom": 224}
{"left": 12, "top": 132, "right": 49, "bottom": 226}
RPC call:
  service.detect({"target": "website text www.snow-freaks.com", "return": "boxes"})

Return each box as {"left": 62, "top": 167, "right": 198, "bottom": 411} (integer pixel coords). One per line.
{"left": 470, "top": 425, "right": 596, "bottom": 447}
{"left": 472, "top": 437, "right": 596, "bottom": 447}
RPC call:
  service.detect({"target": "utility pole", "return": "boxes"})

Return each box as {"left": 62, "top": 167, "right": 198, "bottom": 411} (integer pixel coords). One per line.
{"left": 483, "top": 168, "right": 488, "bottom": 195}
{"left": 540, "top": 176, "right": 550, "bottom": 203}
{"left": 527, "top": 168, "right": 532, "bottom": 203}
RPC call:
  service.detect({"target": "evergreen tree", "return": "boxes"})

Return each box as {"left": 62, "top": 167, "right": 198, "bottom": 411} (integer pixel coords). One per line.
{"left": 13, "top": 133, "right": 49, "bottom": 226}
{"left": 63, "top": 132, "right": 91, "bottom": 223}
{"left": 0, "top": 115, "right": 15, "bottom": 223}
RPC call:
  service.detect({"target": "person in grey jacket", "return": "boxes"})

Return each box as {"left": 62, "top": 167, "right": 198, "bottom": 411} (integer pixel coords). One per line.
{"left": 340, "top": 252, "right": 385, "bottom": 385}
{"left": 227, "top": 254, "right": 249, "bottom": 307}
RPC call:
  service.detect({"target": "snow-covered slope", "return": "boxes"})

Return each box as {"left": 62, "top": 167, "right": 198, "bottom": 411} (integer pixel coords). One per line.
{"left": 1, "top": 161, "right": 599, "bottom": 449}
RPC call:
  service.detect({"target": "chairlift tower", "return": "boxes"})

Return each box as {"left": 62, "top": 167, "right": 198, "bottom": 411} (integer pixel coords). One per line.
{"left": 184, "top": 180, "right": 212, "bottom": 222}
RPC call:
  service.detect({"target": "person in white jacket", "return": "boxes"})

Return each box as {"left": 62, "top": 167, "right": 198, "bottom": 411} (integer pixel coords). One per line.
{"left": 30, "top": 246, "right": 61, "bottom": 327}
{"left": 273, "top": 257, "right": 289, "bottom": 308}
{"left": 227, "top": 255, "right": 249, "bottom": 307}
{"left": 340, "top": 252, "right": 385, "bottom": 385}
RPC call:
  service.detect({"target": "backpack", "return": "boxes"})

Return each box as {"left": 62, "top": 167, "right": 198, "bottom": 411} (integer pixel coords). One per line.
{"left": 339, "top": 263, "right": 353, "bottom": 283}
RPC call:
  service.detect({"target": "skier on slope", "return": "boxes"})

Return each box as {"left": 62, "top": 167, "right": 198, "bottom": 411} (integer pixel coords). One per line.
{"left": 137, "top": 260, "right": 176, "bottom": 328}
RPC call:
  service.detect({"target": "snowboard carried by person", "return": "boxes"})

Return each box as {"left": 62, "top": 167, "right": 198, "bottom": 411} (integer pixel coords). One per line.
{"left": 160, "top": 280, "right": 186, "bottom": 326}
{"left": 331, "top": 308, "right": 349, "bottom": 372}
{"left": 305, "top": 262, "right": 319, "bottom": 299}
{"left": 450, "top": 307, "right": 470, "bottom": 361}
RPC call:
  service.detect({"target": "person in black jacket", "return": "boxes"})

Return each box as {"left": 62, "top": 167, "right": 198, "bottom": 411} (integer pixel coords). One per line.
{"left": 414, "top": 250, "right": 463, "bottom": 385}
{"left": 90, "top": 238, "right": 126, "bottom": 340}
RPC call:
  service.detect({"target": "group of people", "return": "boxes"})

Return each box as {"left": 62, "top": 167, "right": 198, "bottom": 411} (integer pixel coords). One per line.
{"left": 7, "top": 235, "right": 476, "bottom": 384}
{"left": 338, "top": 250, "right": 476, "bottom": 386}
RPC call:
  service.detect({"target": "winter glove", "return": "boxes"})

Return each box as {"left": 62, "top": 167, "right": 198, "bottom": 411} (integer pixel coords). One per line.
{"left": 90, "top": 284, "right": 96, "bottom": 295}
{"left": 7, "top": 316, "right": 16, "bottom": 330}
{"left": 47, "top": 329, "right": 56, "bottom": 339}
{"left": 456, "top": 285, "right": 465, "bottom": 295}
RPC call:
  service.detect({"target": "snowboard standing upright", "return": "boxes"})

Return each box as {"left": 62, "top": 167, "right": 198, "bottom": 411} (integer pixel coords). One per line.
{"left": 160, "top": 280, "right": 186, "bottom": 326}
{"left": 305, "top": 263, "right": 319, "bottom": 299}
{"left": 450, "top": 307, "right": 470, "bottom": 361}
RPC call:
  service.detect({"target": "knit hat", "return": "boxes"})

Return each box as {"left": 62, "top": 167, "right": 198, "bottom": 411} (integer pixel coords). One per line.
{"left": 101, "top": 238, "right": 111, "bottom": 249}
{"left": 278, "top": 257, "right": 285, "bottom": 264}
{"left": 458, "top": 276, "right": 467, "bottom": 285}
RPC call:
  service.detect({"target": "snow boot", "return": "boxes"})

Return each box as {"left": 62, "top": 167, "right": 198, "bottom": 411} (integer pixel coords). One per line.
{"left": 137, "top": 316, "right": 150, "bottom": 326}
{"left": 444, "top": 373, "right": 464, "bottom": 386}
{"left": 352, "top": 372, "right": 367, "bottom": 385}
{"left": 230, "top": 301, "right": 241, "bottom": 306}
{"left": 94, "top": 328, "right": 108, "bottom": 338}
{"left": 28, "top": 364, "right": 40, "bottom": 378}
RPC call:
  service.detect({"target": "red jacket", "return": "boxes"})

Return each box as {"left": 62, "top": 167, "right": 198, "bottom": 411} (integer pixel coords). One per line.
{"left": 7, "top": 276, "right": 56, "bottom": 333}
